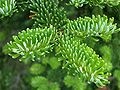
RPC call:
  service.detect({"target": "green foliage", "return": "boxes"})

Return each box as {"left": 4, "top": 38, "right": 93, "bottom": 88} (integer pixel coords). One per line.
{"left": 48, "top": 57, "right": 61, "bottom": 69}
{"left": 31, "top": 76, "right": 60, "bottom": 90}
{"left": 114, "top": 70, "right": 120, "bottom": 88}
{"left": 64, "top": 75, "right": 86, "bottom": 90}
{"left": 0, "top": 66, "right": 13, "bottom": 89}
{"left": 30, "top": 63, "right": 45, "bottom": 75}
{"left": 69, "top": 0, "right": 120, "bottom": 8}
{"left": 58, "top": 35, "right": 111, "bottom": 87}
{"left": 111, "top": 32, "right": 120, "bottom": 69}
{"left": 3, "top": 26, "right": 56, "bottom": 62}
{"left": 16, "top": 0, "right": 29, "bottom": 11}
{"left": 65, "top": 15, "right": 120, "bottom": 41}
{"left": 3, "top": 2, "right": 119, "bottom": 88}
{"left": 100, "top": 45, "right": 112, "bottom": 62}
{"left": 48, "top": 83, "right": 60, "bottom": 90}
{"left": 30, "top": 0, "right": 67, "bottom": 29}
{"left": 69, "top": 0, "right": 88, "bottom": 7}
{"left": 0, "top": 31, "right": 6, "bottom": 42}
{"left": 99, "top": 45, "right": 112, "bottom": 69}
{"left": 31, "top": 76, "right": 48, "bottom": 89}
{"left": 0, "top": 0, "right": 17, "bottom": 19}
{"left": 1, "top": 0, "right": 120, "bottom": 90}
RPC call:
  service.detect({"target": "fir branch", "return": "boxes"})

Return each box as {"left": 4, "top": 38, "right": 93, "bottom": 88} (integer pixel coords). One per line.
{"left": 58, "top": 35, "right": 111, "bottom": 87}
{"left": 65, "top": 15, "right": 120, "bottom": 41}
{"left": 69, "top": 0, "right": 120, "bottom": 8}
{"left": 2, "top": 0, "right": 120, "bottom": 88}
{"left": 3, "top": 26, "right": 56, "bottom": 62}
{"left": 16, "top": 0, "right": 29, "bottom": 11}
{"left": 0, "top": 0, "right": 17, "bottom": 19}
{"left": 29, "top": 0, "right": 67, "bottom": 29}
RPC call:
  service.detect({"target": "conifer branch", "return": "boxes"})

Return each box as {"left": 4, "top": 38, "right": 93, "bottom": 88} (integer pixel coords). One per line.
{"left": 30, "top": 0, "right": 67, "bottom": 29}
{"left": 3, "top": 26, "right": 56, "bottom": 62}
{"left": 69, "top": 0, "right": 120, "bottom": 8}
{"left": 58, "top": 34, "right": 111, "bottom": 87}
{"left": 0, "top": 0, "right": 17, "bottom": 19}
{"left": 65, "top": 15, "right": 120, "bottom": 41}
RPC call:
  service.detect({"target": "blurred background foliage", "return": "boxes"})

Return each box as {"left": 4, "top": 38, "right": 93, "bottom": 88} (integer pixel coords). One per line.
{"left": 0, "top": 0, "right": 120, "bottom": 90}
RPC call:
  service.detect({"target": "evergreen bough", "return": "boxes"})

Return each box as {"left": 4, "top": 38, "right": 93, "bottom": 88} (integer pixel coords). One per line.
{"left": 69, "top": 0, "right": 120, "bottom": 8}
{"left": 4, "top": 27, "right": 56, "bottom": 62}
{"left": 65, "top": 15, "right": 120, "bottom": 41}
{"left": 0, "top": 0, "right": 17, "bottom": 18}
{"left": 30, "top": 0, "right": 67, "bottom": 29}
{"left": 2, "top": 0, "right": 120, "bottom": 88}
{"left": 58, "top": 35, "right": 111, "bottom": 87}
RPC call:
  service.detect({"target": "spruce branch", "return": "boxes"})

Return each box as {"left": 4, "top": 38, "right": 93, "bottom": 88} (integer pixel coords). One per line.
{"left": 69, "top": 0, "right": 120, "bottom": 8}
{"left": 58, "top": 34, "right": 111, "bottom": 87}
{"left": 65, "top": 15, "right": 120, "bottom": 41}
{"left": 29, "top": 0, "right": 67, "bottom": 29}
{"left": 0, "top": 0, "right": 17, "bottom": 19}
{"left": 2, "top": 0, "right": 120, "bottom": 88}
{"left": 16, "top": 0, "right": 29, "bottom": 11}
{"left": 3, "top": 26, "right": 56, "bottom": 62}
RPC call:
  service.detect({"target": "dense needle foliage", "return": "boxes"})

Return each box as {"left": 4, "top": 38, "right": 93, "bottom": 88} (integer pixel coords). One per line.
{"left": 0, "top": 0, "right": 120, "bottom": 90}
